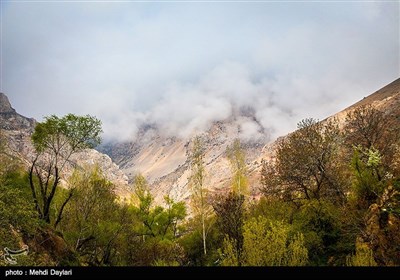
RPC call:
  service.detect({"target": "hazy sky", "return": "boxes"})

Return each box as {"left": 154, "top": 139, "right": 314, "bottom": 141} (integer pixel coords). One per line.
{"left": 1, "top": 1, "right": 399, "bottom": 142}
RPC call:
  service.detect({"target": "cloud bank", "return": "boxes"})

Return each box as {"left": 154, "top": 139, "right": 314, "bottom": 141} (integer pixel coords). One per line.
{"left": 2, "top": 2, "right": 399, "bottom": 142}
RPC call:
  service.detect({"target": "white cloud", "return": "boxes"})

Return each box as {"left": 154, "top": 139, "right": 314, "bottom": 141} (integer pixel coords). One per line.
{"left": 2, "top": 2, "right": 399, "bottom": 142}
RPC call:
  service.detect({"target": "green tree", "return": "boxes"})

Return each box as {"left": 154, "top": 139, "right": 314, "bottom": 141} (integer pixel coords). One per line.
{"left": 60, "top": 166, "right": 129, "bottom": 265}
{"left": 29, "top": 114, "right": 102, "bottom": 224}
{"left": 189, "top": 136, "right": 211, "bottom": 256}
{"left": 294, "top": 199, "right": 342, "bottom": 265}
{"left": 178, "top": 215, "right": 220, "bottom": 266}
{"left": 130, "top": 174, "right": 187, "bottom": 265}
{"left": 226, "top": 139, "right": 248, "bottom": 196}
{"left": 350, "top": 146, "right": 386, "bottom": 208}
{"left": 133, "top": 174, "right": 186, "bottom": 239}
{"left": 132, "top": 174, "right": 154, "bottom": 238}
{"left": 346, "top": 242, "right": 377, "bottom": 266}
{"left": 218, "top": 237, "right": 239, "bottom": 266}
{"left": 219, "top": 216, "right": 308, "bottom": 266}
{"left": 243, "top": 217, "right": 308, "bottom": 266}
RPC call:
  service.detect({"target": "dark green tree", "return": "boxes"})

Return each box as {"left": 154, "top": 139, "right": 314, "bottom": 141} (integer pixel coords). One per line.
{"left": 212, "top": 192, "right": 245, "bottom": 265}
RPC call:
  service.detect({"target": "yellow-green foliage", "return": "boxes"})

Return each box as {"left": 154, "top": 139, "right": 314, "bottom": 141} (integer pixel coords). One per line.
{"left": 219, "top": 216, "right": 308, "bottom": 266}
{"left": 346, "top": 242, "right": 377, "bottom": 266}
{"left": 152, "top": 259, "right": 180, "bottom": 266}
{"left": 60, "top": 166, "right": 126, "bottom": 265}
{"left": 226, "top": 139, "right": 248, "bottom": 196}
{"left": 219, "top": 237, "right": 239, "bottom": 266}
{"left": 242, "top": 217, "right": 308, "bottom": 266}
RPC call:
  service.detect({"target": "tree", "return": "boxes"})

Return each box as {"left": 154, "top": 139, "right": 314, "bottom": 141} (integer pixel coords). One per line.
{"left": 132, "top": 174, "right": 154, "bottom": 238}
{"left": 178, "top": 215, "right": 220, "bottom": 266}
{"left": 29, "top": 114, "right": 102, "bottom": 224}
{"left": 350, "top": 146, "right": 386, "bottom": 208}
{"left": 219, "top": 216, "right": 308, "bottom": 266}
{"left": 189, "top": 136, "right": 211, "bottom": 256}
{"left": 130, "top": 174, "right": 187, "bottom": 265}
{"left": 346, "top": 242, "right": 377, "bottom": 266}
{"left": 243, "top": 217, "right": 308, "bottom": 266}
{"left": 218, "top": 237, "right": 239, "bottom": 266}
{"left": 345, "top": 105, "right": 398, "bottom": 152}
{"left": 132, "top": 174, "right": 186, "bottom": 239}
{"left": 294, "top": 198, "right": 342, "bottom": 265}
{"left": 212, "top": 192, "right": 245, "bottom": 265}
{"left": 60, "top": 166, "right": 129, "bottom": 266}
{"left": 344, "top": 105, "right": 399, "bottom": 169}
{"left": 350, "top": 175, "right": 400, "bottom": 266}
{"left": 344, "top": 106, "right": 400, "bottom": 208}
{"left": 226, "top": 139, "right": 248, "bottom": 196}
{"left": 344, "top": 106, "right": 400, "bottom": 265}
{"left": 261, "top": 118, "right": 345, "bottom": 204}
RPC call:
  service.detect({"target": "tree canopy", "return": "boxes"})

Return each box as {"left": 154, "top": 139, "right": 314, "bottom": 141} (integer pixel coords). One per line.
{"left": 29, "top": 114, "right": 102, "bottom": 224}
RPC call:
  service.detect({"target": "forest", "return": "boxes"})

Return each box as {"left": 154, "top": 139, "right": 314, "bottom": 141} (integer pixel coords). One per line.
{"left": 0, "top": 104, "right": 399, "bottom": 266}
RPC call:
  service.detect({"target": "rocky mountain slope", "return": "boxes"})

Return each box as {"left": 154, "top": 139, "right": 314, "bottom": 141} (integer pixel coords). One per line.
{"left": 101, "top": 78, "right": 400, "bottom": 204}
{"left": 100, "top": 112, "right": 268, "bottom": 204}
{"left": 326, "top": 78, "right": 400, "bottom": 123}
{"left": 0, "top": 92, "right": 130, "bottom": 196}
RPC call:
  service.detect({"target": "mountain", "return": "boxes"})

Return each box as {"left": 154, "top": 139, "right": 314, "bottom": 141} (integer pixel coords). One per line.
{"left": 0, "top": 92, "right": 130, "bottom": 196}
{"left": 325, "top": 78, "right": 400, "bottom": 123}
{"left": 101, "top": 78, "right": 400, "bottom": 204}
{"left": 100, "top": 112, "right": 269, "bottom": 204}
{"left": 0, "top": 93, "right": 36, "bottom": 159}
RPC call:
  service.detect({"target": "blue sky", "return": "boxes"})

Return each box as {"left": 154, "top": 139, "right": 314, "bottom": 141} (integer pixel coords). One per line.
{"left": 1, "top": 1, "right": 399, "bottom": 141}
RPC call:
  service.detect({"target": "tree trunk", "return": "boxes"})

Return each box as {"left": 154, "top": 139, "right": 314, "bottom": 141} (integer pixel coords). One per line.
{"left": 202, "top": 212, "right": 207, "bottom": 256}
{"left": 29, "top": 158, "right": 42, "bottom": 218}
{"left": 54, "top": 189, "right": 74, "bottom": 228}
